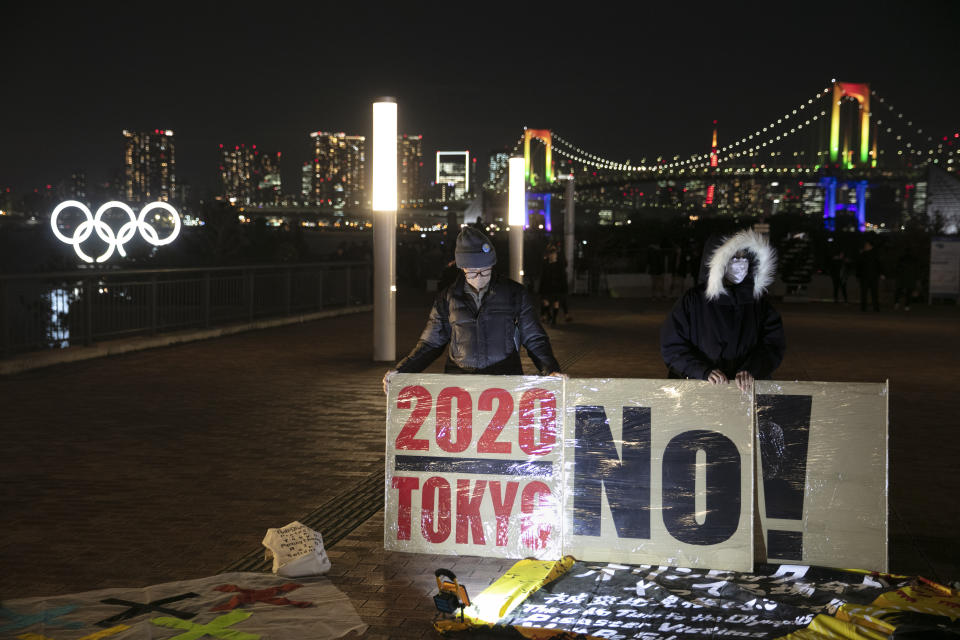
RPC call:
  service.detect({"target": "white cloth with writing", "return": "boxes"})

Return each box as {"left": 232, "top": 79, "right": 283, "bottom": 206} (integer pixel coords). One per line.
{"left": 262, "top": 521, "right": 332, "bottom": 578}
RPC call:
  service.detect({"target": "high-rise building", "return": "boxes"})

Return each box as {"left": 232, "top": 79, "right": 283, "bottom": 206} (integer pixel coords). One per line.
{"left": 436, "top": 151, "right": 469, "bottom": 199}
{"left": 398, "top": 134, "right": 423, "bottom": 207}
{"left": 123, "top": 129, "right": 176, "bottom": 203}
{"left": 487, "top": 150, "right": 509, "bottom": 189}
{"left": 52, "top": 171, "right": 87, "bottom": 206}
{"left": 219, "top": 144, "right": 282, "bottom": 205}
{"left": 427, "top": 181, "right": 458, "bottom": 203}
{"left": 219, "top": 144, "right": 251, "bottom": 204}
{"left": 258, "top": 151, "right": 282, "bottom": 205}
{"left": 301, "top": 162, "right": 313, "bottom": 200}
{"left": 310, "top": 131, "right": 366, "bottom": 209}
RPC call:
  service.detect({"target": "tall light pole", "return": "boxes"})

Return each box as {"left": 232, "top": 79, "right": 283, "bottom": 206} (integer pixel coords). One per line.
{"left": 508, "top": 157, "right": 525, "bottom": 284}
{"left": 372, "top": 97, "right": 397, "bottom": 361}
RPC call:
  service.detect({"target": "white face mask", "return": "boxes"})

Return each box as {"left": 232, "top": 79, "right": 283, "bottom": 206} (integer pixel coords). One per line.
{"left": 464, "top": 268, "right": 492, "bottom": 291}
{"left": 725, "top": 257, "right": 749, "bottom": 284}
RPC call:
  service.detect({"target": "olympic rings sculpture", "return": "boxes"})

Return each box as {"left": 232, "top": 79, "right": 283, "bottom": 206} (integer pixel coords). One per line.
{"left": 50, "top": 200, "right": 182, "bottom": 263}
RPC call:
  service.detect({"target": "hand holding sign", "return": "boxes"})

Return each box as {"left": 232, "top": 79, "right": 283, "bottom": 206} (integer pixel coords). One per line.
{"left": 708, "top": 370, "right": 728, "bottom": 385}
{"left": 735, "top": 370, "right": 754, "bottom": 393}
{"left": 382, "top": 369, "right": 397, "bottom": 394}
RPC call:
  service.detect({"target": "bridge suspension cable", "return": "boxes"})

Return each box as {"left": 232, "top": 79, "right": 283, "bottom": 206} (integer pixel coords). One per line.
{"left": 716, "top": 87, "right": 831, "bottom": 156}
{"left": 871, "top": 90, "right": 959, "bottom": 167}
{"left": 508, "top": 83, "right": 957, "bottom": 182}
{"left": 719, "top": 108, "right": 827, "bottom": 163}
{"left": 545, "top": 86, "right": 833, "bottom": 175}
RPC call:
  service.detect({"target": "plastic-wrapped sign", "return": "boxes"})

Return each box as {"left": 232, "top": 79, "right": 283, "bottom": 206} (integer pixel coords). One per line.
{"left": 563, "top": 379, "right": 754, "bottom": 572}
{"left": 756, "top": 381, "right": 888, "bottom": 572}
{"left": 385, "top": 374, "right": 564, "bottom": 559}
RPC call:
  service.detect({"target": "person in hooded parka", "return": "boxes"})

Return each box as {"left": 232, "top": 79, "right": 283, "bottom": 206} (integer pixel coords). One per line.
{"left": 660, "top": 229, "right": 785, "bottom": 391}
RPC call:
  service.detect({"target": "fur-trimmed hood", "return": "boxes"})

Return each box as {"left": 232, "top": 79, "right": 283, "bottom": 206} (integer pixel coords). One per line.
{"left": 702, "top": 230, "right": 776, "bottom": 301}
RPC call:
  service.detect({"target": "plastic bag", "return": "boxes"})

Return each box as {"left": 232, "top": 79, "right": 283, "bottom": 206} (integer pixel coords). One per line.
{"left": 262, "top": 521, "right": 331, "bottom": 577}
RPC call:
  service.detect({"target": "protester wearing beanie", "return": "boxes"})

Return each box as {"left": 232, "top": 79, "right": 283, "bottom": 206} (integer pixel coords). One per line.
{"left": 454, "top": 226, "right": 497, "bottom": 268}
{"left": 383, "top": 227, "right": 561, "bottom": 389}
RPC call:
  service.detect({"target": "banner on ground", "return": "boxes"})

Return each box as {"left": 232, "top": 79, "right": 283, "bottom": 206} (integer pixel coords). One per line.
{"left": 385, "top": 375, "right": 889, "bottom": 573}
{"left": 756, "top": 381, "right": 888, "bottom": 572}
{"left": 438, "top": 558, "right": 959, "bottom": 640}
{"left": 0, "top": 572, "right": 366, "bottom": 640}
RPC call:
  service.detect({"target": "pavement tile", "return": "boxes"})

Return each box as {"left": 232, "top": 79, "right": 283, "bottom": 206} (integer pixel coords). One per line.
{"left": 385, "top": 608, "right": 438, "bottom": 621}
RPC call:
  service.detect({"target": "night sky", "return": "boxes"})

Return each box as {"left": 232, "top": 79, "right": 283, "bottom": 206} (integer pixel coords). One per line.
{"left": 4, "top": 1, "right": 959, "bottom": 199}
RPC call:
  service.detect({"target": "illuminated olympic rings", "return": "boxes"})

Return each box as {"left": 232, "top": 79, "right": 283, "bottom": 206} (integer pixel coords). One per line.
{"left": 50, "top": 200, "right": 181, "bottom": 263}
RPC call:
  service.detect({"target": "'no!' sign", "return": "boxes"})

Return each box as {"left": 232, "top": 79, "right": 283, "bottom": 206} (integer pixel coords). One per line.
{"left": 562, "top": 378, "right": 754, "bottom": 571}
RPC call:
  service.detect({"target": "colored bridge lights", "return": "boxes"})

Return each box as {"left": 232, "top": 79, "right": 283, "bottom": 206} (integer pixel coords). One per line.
{"left": 830, "top": 81, "right": 876, "bottom": 168}
{"left": 819, "top": 177, "right": 867, "bottom": 232}
{"left": 523, "top": 129, "right": 553, "bottom": 187}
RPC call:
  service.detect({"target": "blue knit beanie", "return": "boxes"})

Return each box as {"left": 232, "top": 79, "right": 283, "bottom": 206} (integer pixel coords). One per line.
{"left": 455, "top": 227, "right": 497, "bottom": 268}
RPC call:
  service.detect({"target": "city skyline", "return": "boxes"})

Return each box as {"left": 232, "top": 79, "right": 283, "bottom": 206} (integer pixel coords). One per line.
{"left": 3, "top": 3, "right": 959, "bottom": 199}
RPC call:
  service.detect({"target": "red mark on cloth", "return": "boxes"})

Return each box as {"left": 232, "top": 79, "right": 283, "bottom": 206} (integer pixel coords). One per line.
{"left": 211, "top": 583, "right": 311, "bottom": 611}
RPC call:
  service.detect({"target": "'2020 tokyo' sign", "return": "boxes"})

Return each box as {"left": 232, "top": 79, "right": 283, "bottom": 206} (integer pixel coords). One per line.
{"left": 51, "top": 200, "right": 181, "bottom": 263}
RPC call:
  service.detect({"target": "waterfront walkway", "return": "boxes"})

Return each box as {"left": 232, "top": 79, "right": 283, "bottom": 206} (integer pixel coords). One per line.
{"left": 1, "top": 294, "right": 958, "bottom": 638}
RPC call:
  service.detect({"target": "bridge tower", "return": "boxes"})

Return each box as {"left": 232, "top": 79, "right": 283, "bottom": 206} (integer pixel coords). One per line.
{"left": 523, "top": 129, "right": 554, "bottom": 187}
{"left": 829, "top": 81, "right": 876, "bottom": 168}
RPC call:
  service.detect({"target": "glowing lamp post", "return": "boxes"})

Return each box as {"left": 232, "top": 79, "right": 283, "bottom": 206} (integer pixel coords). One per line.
{"left": 372, "top": 97, "right": 397, "bottom": 362}
{"left": 508, "top": 157, "right": 525, "bottom": 284}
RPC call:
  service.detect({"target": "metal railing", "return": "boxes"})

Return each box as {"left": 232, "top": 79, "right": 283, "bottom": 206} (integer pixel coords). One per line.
{"left": 0, "top": 262, "right": 371, "bottom": 358}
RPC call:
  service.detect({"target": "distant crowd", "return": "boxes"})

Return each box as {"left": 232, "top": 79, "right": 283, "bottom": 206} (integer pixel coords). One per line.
{"left": 388, "top": 224, "right": 933, "bottom": 311}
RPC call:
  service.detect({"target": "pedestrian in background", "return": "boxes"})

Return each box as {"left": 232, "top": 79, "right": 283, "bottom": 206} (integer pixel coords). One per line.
{"left": 856, "top": 239, "right": 884, "bottom": 312}
{"left": 660, "top": 230, "right": 785, "bottom": 392}
{"left": 383, "top": 227, "right": 562, "bottom": 391}
{"left": 539, "top": 244, "right": 571, "bottom": 325}
{"left": 828, "top": 247, "right": 852, "bottom": 304}
{"left": 893, "top": 248, "right": 920, "bottom": 311}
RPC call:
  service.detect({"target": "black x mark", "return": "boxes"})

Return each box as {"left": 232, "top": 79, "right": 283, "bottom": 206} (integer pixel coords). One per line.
{"left": 96, "top": 592, "right": 199, "bottom": 627}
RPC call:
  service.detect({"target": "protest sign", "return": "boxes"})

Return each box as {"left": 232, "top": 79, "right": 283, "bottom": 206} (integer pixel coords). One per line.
{"left": 756, "top": 381, "right": 888, "bottom": 572}
{"left": 385, "top": 375, "right": 888, "bottom": 574}
{"left": 563, "top": 379, "right": 755, "bottom": 572}
{"left": 385, "top": 374, "right": 565, "bottom": 559}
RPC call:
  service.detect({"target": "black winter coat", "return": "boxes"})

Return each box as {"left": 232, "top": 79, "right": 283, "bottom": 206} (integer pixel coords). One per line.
{"left": 660, "top": 231, "right": 785, "bottom": 380}
{"left": 856, "top": 248, "right": 883, "bottom": 282}
{"left": 660, "top": 283, "right": 785, "bottom": 380}
{"left": 396, "top": 273, "right": 560, "bottom": 375}
{"left": 539, "top": 260, "right": 567, "bottom": 296}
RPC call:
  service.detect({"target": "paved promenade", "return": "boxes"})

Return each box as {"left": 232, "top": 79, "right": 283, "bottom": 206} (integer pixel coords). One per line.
{"left": 2, "top": 294, "right": 959, "bottom": 638}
